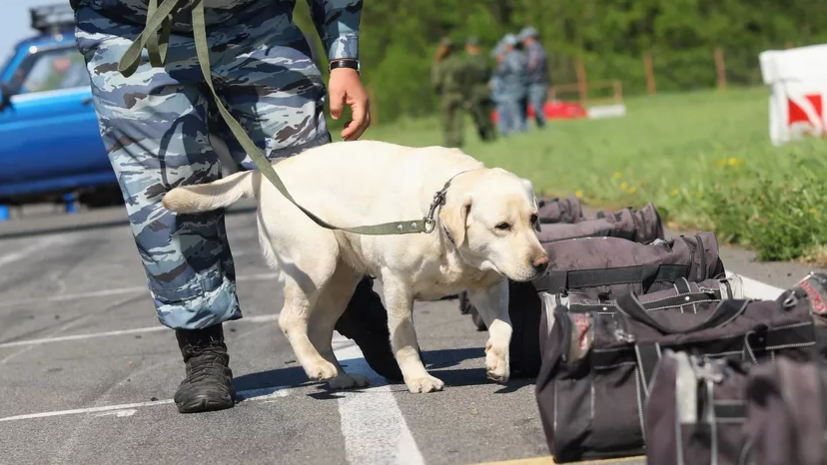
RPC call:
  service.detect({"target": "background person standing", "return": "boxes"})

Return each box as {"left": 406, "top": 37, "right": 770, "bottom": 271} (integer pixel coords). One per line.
{"left": 463, "top": 36, "right": 496, "bottom": 142}
{"left": 519, "top": 26, "right": 549, "bottom": 129}
{"left": 431, "top": 37, "right": 468, "bottom": 148}
{"left": 494, "top": 33, "right": 528, "bottom": 136}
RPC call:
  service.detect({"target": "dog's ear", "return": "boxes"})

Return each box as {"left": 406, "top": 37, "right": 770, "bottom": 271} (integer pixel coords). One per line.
{"left": 522, "top": 179, "right": 542, "bottom": 233}
{"left": 439, "top": 194, "right": 472, "bottom": 246}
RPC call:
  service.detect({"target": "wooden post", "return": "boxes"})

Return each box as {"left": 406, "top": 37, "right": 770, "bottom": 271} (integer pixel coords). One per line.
{"left": 644, "top": 52, "right": 656, "bottom": 95}
{"left": 613, "top": 80, "right": 622, "bottom": 104}
{"left": 714, "top": 47, "right": 726, "bottom": 91}
{"left": 576, "top": 59, "right": 587, "bottom": 106}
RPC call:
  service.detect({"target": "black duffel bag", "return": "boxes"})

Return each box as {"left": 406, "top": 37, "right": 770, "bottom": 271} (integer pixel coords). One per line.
{"left": 535, "top": 286, "right": 820, "bottom": 463}
{"left": 464, "top": 232, "right": 727, "bottom": 378}
{"left": 645, "top": 351, "right": 827, "bottom": 465}
{"left": 537, "top": 195, "right": 584, "bottom": 224}
{"left": 644, "top": 350, "right": 751, "bottom": 465}
{"left": 536, "top": 203, "right": 664, "bottom": 245}
{"left": 461, "top": 202, "right": 665, "bottom": 317}
{"left": 644, "top": 272, "right": 827, "bottom": 465}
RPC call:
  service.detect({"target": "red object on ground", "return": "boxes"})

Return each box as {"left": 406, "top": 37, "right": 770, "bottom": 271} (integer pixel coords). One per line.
{"left": 491, "top": 101, "right": 588, "bottom": 124}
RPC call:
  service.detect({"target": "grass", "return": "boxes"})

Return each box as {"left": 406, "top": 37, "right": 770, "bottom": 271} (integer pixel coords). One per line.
{"left": 352, "top": 86, "right": 827, "bottom": 265}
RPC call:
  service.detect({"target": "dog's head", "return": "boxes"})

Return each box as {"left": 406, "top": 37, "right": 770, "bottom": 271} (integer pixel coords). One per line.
{"left": 439, "top": 168, "right": 549, "bottom": 282}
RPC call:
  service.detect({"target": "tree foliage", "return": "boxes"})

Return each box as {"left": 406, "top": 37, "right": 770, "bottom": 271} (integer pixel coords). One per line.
{"left": 294, "top": 0, "right": 827, "bottom": 124}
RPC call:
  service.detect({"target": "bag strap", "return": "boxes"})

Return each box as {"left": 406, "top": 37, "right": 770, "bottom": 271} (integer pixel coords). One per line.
{"left": 117, "top": 0, "right": 442, "bottom": 236}
{"left": 616, "top": 292, "right": 748, "bottom": 335}
{"left": 635, "top": 342, "right": 662, "bottom": 396}
{"left": 533, "top": 263, "right": 689, "bottom": 292}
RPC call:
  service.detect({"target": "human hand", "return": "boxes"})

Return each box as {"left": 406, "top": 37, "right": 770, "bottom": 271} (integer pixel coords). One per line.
{"left": 328, "top": 67, "right": 371, "bottom": 141}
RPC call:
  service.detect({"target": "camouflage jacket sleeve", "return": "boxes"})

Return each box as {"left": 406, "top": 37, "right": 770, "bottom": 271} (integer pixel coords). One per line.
{"left": 306, "top": 0, "right": 362, "bottom": 61}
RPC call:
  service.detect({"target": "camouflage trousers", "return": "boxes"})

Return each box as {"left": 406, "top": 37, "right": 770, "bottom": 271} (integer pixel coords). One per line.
{"left": 74, "top": 6, "right": 330, "bottom": 329}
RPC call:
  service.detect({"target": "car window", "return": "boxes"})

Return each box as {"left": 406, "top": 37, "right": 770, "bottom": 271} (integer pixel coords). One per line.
{"left": 16, "top": 47, "right": 89, "bottom": 94}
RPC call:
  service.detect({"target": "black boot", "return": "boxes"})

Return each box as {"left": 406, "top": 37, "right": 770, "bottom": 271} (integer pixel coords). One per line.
{"left": 174, "top": 323, "right": 236, "bottom": 413}
{"left": 335, "top": 277, "right": 404, "bottom": 381}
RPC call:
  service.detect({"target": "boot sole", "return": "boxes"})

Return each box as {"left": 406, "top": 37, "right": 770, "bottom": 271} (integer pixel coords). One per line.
{"left": 176, "top": 394, "right": 235, "bottom": 414}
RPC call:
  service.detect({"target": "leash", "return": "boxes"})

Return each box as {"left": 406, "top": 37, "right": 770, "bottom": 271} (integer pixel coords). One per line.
{"left": 117, "top": 0, "right": 444, "bottom": 236}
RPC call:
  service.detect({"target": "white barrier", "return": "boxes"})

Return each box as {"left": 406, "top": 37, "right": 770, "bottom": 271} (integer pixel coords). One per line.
{"left": 759, "top": 44, "right": 827, "bottom": 145}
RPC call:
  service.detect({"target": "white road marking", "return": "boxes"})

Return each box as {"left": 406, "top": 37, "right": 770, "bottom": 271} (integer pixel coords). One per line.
{"left": 333, "top": 333, "right": 425, "bottom": 465}
{"left": 0, "top": 236, "right": 70, "bottom": 268}
{"left": 0, "top": 313, "right": 280, "bottom": 349}
{"left": 0, "top": 383, "right": 294, "bottom": 423}
{"left": 726, "top": 271, "right": 785, "bottom": 300}
{"left": 0, "top": 272, "right": 277, "bottom": 309}
{"left": 93, "top": 409, "right": 137, "bottom": 418}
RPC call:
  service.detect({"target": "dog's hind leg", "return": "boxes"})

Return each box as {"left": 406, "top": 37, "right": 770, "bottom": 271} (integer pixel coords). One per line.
{"left": 308, "top": 263, "right": 370, "bottom": 390}
{"left": 279, "top": 273, "right": 341, "bottom": 382}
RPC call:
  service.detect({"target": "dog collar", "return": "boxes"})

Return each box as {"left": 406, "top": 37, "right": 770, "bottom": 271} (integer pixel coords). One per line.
{"left": 424, "top": 168, "right": 481, "bottom": 233}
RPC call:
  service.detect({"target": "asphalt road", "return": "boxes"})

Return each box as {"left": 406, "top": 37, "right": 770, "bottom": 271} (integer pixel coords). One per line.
{"left": 0, "top": 203, "right": 822, "bottom": 465}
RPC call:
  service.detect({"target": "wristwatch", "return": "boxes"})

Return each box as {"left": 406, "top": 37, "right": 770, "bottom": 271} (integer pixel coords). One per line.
{"left": 329, "top": 59, "right": 360, "bottom": 75}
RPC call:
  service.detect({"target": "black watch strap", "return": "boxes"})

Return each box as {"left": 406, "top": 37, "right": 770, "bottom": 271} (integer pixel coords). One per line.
{"left": 329, "top": 59, "right": 360, "bottom": 74}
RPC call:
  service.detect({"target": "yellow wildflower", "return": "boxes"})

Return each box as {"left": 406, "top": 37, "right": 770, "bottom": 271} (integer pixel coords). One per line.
{"left": 670, "top": 189, "right": 679, "bottom": 196}
{"left": 810, "top": 208, "right": 818, "bottom": 215}
{"left": 613, "top": 172, "right": 622, "bottom": 179}
{"left": 628, "top": 187, "right": 637, "bottom": 195}
{"left": 728, "top": 157, "right": 737, "bottom": 165}
{"left": 575, "top": 190, "right": 583, "bottom": 198}
{"left": 620, "top": 182, "right": 628, "bottom": 190}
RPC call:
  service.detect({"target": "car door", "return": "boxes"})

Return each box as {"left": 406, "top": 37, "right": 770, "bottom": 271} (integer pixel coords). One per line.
{"left": 0, "top": 42, "right": 111, "bottom": 197}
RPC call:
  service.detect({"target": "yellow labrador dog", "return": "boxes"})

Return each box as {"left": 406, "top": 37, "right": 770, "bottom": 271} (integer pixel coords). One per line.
{"left": 162, "top": 140, "right": 549, "bottom": 393}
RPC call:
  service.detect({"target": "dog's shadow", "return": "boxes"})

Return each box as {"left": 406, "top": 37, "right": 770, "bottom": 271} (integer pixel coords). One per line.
{"left": 233, "top": 347, "right": 535, "bottom": 401}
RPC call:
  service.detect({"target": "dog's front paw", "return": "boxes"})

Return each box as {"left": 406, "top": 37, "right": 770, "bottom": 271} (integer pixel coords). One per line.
{"left": 305, "top": 360, "right": 339, "bottom": 381}
{"left": 327, "top": 373, "right": 370, "bottom": 390}
{"left": 405, "top": 374, "right": 445, "bottom": 393}
{"left": 485, "top": 343, "right": 510, "bottom": 384}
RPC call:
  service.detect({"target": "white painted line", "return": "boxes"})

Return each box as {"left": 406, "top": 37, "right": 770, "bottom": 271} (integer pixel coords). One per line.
{"left": 0, "top": 313, "right": 280, "bottom": 349}
{"left": 0, "top": 383, "right": 293, "bottom": 423}
{"left": 0, "top": 272, "right": 277, "bottom": 309}
{"left": 94, "top": 409, "right": 137, "bottom": 418}
{"left": 725, "top": 271, "right": 785, "bottom": 300}
{"left": 0, "top": 236, "right": 70, "bottom": 268}
{"left": 333, "top": 333, "right": 425, "bottom": 465}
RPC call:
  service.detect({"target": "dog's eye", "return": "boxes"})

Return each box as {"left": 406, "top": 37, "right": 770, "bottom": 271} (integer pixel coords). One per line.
{"left": 495, "top": 222, "right": 511, "bottom": 231}
{"left": 530, "top": 214, "right": 539, "bottom": 224}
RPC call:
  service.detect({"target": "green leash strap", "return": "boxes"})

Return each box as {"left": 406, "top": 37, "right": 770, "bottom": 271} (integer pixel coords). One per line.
{"left": 118, "top": 0, "right": 436, "bottom": 236}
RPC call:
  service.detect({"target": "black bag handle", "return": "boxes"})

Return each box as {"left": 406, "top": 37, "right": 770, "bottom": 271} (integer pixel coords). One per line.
{"left": 615, "top": 292, "right": 748, "bottom": 335}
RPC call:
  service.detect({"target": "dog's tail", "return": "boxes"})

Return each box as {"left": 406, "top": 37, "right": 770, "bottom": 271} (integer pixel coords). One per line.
{"left": 162, "top": 170, "right": 255, "bottom": 214}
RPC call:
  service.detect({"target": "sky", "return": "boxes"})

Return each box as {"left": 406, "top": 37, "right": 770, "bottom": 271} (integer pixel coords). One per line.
{"left": 0, "top": 0, "right": 67, "bottom": 66}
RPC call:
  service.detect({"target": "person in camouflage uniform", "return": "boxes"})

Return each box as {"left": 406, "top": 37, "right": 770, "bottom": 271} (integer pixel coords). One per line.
{"left": 489, "top": 41, "right": 506, "bottom": 135}
{"left": 463, "top": 36, "right": 496, "bottom": 142}
{"left": 70, "top": 0, "right": 402, "bottom": 414}
{"left": 519, "top": 26, "right": 549, "bottom": 129}
{"left": 431, "top": 37, "right": 468, "bottom": 148}
{"left": 494, "top": 33, "right": 528, "bottom": 136}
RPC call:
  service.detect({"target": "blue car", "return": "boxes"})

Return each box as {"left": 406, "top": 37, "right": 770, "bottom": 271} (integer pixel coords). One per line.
{"left": 0, "top": 4, "right": 124, "bottom": 209}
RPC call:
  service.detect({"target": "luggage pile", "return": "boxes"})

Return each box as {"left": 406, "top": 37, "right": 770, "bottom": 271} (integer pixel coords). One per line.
{"left": 458, "top": 194, "right": 827, "bottom": 464}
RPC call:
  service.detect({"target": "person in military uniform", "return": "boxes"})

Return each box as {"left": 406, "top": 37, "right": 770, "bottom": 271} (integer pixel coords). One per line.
{"left": 431, "top": 37, "right": 468, "bottom": 148}
{"left": 463, "top": 36, "right": 496, "bottom": 142}
{"left": 519, "top": 26, "right": 550, "bottom": 129}
{"left": 488, "top": 41, "right": 506, "bottom": 135}
{"left": 494, "top": 33, "right": 528, "bottom": 136}
{"left": 70, "top": 0, "right": 402, "bottom": 415}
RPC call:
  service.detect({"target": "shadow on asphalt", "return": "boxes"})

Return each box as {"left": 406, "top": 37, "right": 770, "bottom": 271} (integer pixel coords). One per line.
{"left": 233, "top": 347, "right": 534, "bottom": 400}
